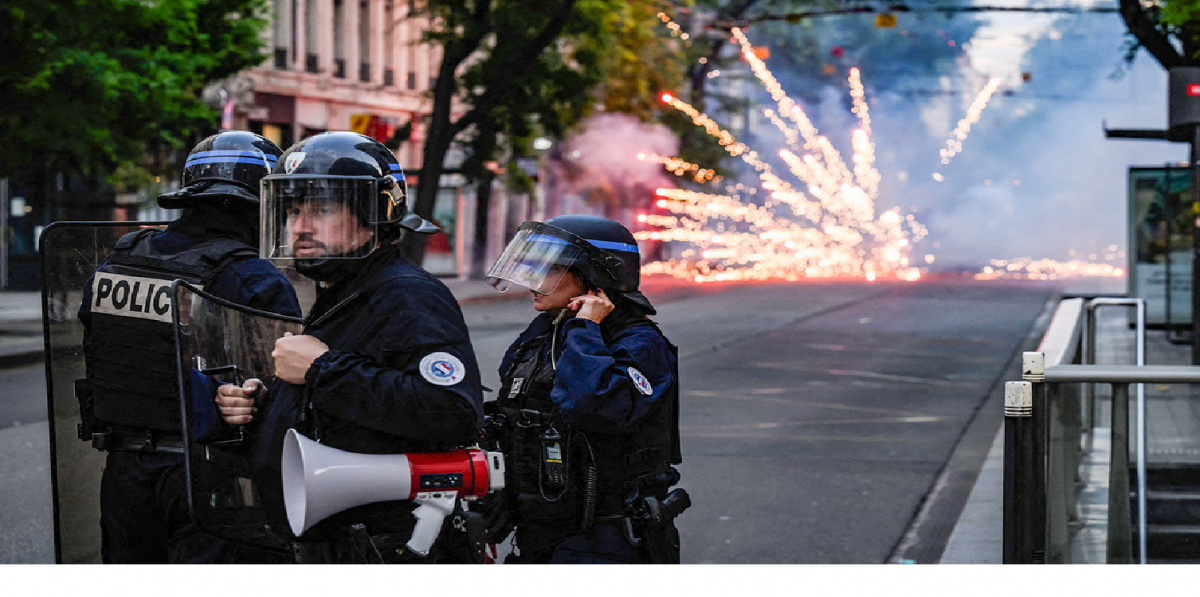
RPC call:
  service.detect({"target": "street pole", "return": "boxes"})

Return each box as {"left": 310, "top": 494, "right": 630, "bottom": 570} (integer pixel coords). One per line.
{"left": 1192, "top": 126, "right": 1200, "bottom": 364}
{"left": 0, "top": 177, "right": 8, "bottom": 290}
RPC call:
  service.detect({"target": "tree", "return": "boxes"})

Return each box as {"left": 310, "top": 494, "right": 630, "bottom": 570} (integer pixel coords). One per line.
{"left": 404, "top": 0, "right": 690, "bottom": 264}
{"left": 0, "top": 0, "right": 270, "bottom": 194}
{"left": 1120, "top": 0, "right": 1200, "bottom": 67}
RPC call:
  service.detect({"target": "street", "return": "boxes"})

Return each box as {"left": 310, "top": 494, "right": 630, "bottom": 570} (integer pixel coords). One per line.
{"left": 0, "top": 276, "right": 1056, "bottom": 563}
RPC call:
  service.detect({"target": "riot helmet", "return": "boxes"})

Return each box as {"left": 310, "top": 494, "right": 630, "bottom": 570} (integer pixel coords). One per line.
{"left": 158, "top": 131, "right": 283, "bottom": 208}
{"left": 261, "top": 131, "right": 436, "bottom": 280}
{"left": 486, "top": 214, "right": 655, "bottom": 313}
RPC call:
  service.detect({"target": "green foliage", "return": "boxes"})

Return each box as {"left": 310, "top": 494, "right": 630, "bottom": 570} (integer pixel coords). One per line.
{"left": 590, "top": 1, "right": 690, "bottom": 119}
{"left": 0, "top": 0, "right": 269, "bottom": 182}
{"left": 1161, "top": 0, "right": 1200, "bottom": 28}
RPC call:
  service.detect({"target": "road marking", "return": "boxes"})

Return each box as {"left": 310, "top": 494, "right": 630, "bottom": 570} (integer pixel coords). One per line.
{"left": 681, "top": 431, "right": 939, "bottom": 443}
{"left": 683, "top": 415, "right": 946, "bottom": 433}
{"left": 721, "top": 363, "right": 974, "bottom": 386}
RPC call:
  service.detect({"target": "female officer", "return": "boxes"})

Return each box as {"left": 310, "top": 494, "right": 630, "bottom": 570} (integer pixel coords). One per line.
{"left": 483, "top": 214, "right": 686, "bottom": 564}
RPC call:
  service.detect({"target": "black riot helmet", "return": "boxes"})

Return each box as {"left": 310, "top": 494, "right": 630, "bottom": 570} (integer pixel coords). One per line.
{"left": 158, "top": 131, "right": 283, "bottom": 209}
{"left": 261, "top": 131, "right": 437, "bottom": 280}
{"left": 486, "top": 214, "right": 655, "bottom": 314}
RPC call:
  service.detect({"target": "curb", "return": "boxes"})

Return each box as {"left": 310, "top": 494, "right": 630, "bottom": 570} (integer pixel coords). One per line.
{"left": 0, "top": 348, "right": 44, "bottom": 369}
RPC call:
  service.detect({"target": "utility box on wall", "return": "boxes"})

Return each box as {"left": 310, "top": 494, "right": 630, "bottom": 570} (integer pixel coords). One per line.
{"left": 1169, "top": 67, "right": 1200, "bottom": 140}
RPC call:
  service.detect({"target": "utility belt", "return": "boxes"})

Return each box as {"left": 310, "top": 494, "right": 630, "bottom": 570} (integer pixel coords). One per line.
{"left": 290, "top": 509, "right": 486, "bottom": 564}
{"left": 92, "top": 428, "right": 186, "bottom": 454}
{"left": 74, "top": 379, "right": 184, "bottom": 454}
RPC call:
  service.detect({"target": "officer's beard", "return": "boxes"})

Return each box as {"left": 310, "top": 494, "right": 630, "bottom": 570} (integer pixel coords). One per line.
{"left": 294, "top": 236, "right": 377, "bottom": 283}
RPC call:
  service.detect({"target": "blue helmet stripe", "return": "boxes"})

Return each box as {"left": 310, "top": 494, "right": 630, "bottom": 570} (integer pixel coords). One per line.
{"left": 190, "top": 150, "right": 277, "bottom": 160}
{"left": 185, "top": 156, "right": 275, "bottom": 167}
{"left": 388, "top": 164, "right": 402, "bottom": 172}
{"left": 587, "top": 238, "right": 639, "bottom": 254}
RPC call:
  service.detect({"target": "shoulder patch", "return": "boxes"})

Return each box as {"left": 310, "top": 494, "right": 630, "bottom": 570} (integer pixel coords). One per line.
{"left": 627, "top": 366, "right": 653, "bottom": 396}
{"left": 419, "top": 352, "right": 467, "bottom": 386}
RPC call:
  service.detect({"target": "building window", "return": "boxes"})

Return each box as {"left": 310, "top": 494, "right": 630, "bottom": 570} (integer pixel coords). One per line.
{"left": 362, "top": 63, "right": 373, "bottom": 83}
{"left": 273, "top": 0, "right": 291, "bottom": 70}
{"left": 333, "top": 0, "right": 346, "bottom": 78}
{"left": 305, "top": 0, "right": 318, "bottom": 73}
{"left": 360, "top": 0, "right": 371, "bottom": 81}
{"left": 407, "top": 71, "right": 416, "bottom": 90}
{"left": 384, "top": 68, "right": 394, "bottom": 87}
{"left": 383, "top": 0, "right": 394, "bottom": 86}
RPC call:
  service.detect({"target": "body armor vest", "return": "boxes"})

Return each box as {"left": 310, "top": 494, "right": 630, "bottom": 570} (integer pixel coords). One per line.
{"left": 86, "top": 229, "right": 258, "bottom": 432}
{"left": 493, "top": 316, "right": 680, "bottom": 529}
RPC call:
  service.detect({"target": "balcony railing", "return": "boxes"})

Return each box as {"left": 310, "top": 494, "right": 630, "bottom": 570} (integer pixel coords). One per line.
{"left": 1001, "top": 297, "right": 1200, "bottom": 564}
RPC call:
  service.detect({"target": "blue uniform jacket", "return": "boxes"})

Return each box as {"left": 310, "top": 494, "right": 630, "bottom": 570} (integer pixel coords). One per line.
{"left": 499, "top": 311, "right": 677, "bottom": 434}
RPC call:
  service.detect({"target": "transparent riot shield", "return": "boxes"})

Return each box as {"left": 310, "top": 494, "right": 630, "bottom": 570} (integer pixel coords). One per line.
{"left": 172, "top": 281, "right": 303, "bottom": 552}
{"left": 39, "top": 221, "right": 169, "bottom": 563}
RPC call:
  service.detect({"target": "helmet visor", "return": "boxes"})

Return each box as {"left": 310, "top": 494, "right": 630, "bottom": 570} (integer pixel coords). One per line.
{"left": 486, "top": 223, "right": 585, "bottom": 295}
{"left": 261, "top": 176, "right": 380, "bottom": 260}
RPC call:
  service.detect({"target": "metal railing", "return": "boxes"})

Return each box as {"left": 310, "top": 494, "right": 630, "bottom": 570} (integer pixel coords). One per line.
{"left": 1003, "top": 297, "right": 1162, "bottom": 564}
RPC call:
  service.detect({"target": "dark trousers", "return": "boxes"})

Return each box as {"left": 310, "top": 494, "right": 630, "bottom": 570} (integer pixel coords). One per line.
{"left": 99, "top": 451, "right": 236, "bottom": 564}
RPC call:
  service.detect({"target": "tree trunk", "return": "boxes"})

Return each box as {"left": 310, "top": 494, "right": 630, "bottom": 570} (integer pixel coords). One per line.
{"left": 1119, "top": 0, "right": 1184, "bottom": 68}
{"left": 471, "top": 170, "right": 495, "bottom": 279}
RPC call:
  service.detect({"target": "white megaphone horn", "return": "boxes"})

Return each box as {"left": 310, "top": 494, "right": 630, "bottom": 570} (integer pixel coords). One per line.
{"left": 281, "top": 428, "right": 505, "bottom": 556}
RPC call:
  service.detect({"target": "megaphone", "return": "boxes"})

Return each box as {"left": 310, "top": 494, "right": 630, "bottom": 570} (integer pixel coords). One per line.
{"left": 281, "top": 428, "right": 505, "bottom": 556}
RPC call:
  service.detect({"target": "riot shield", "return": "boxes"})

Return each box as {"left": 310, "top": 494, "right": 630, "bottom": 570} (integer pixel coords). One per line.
{"left": 172, "top": 281, "right": 303, "bottom": 552}
{"left": 40, "top": 221, "right": 169, "bottom": 563}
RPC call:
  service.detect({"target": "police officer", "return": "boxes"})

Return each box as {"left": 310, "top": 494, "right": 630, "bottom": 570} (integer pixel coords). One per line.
{"left": 214, "top": 131, "right": 485, "bottom": 563}
{"left": 483, "top": 215, "right": 687, "bottom": 564}
{"left": 78, "top": 130, "right": 303, "bottom": 563}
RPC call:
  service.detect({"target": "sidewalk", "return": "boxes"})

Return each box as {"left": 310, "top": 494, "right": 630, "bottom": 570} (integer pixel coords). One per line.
{"left": 0, "top": 290, "right": 43, "bottom": 366}
{"left": 0, "top": 276, "right": 522, "bottom": 366}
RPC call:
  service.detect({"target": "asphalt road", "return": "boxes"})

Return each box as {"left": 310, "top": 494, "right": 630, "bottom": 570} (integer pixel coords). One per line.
{"left": 0, "top": 276, "right": 1057, "bottom": 563}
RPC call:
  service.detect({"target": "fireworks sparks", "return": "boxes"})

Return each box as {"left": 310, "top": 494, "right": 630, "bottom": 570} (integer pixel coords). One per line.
{"left": 641, "top": 27, "right": 924, "bottom": 283}
{"left": 937, "top": 77, "right": 1003, "bottom": 168}
{"left": 637, "top": 153, "right": 720, "bottom": 184}
{"left": 641, "top": 20, "right": 1114, "bottom": 286}
{"left": 974, "top": 257, "right": 1124, "bottom": 281}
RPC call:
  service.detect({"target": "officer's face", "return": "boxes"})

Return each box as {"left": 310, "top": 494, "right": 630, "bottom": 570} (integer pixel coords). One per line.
{"left": 286, "top": 200, "right": 372, "bottom": 258}
{"left": 532, "top": 267, "right": 586, "bottom": 312}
